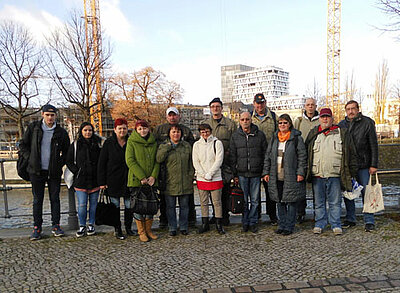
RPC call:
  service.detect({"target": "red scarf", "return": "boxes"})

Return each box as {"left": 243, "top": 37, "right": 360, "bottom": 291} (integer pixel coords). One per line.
{"left": 318, "top": 125, "right": 339, "bottom": 136}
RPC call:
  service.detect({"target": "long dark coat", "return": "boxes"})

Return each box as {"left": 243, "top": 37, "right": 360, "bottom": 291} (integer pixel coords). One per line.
{"left": 263, "top": 129, "right": 307, "bottom": 203}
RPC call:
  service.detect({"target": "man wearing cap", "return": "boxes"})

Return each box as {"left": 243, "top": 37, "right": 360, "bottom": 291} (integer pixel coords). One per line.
{"left": 338, "top": 100, "right": 378, "bottom": 232}
{"left": 251, "top": 93, "right": 278, "bottom": 224}
{"left": 305, "top": 108, "right": 357, "bottom": 236}
{"left": 154, "top": 107, "right": 195, "bottom": 228}
{"left": 19, "top": 104, "right": 70, "bottom": 240}
{"left": 293, "top": 98, "right": 320, "bottom": 223}
{"left": 203, "top": 97, "right": 237, "bottom": 225}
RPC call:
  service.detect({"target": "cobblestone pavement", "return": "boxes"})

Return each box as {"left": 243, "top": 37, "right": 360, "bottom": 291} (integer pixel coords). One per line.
{"left": 1, "top": 214, "right": 399, "bottom": 293}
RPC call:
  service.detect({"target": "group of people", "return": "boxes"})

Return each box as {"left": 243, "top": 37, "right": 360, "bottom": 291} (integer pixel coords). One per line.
{"left": 20, "top": 92, "right": 379, "bottom": 241}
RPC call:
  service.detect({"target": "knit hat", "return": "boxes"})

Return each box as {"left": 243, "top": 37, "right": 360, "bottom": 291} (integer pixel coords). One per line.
{"left": 209, "top": 97, "right": 223, "bottom": 106}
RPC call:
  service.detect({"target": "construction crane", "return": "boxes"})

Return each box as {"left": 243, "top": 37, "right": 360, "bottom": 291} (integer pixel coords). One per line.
{"left": 83, "top": 0, "right": 104, "bottom": 136}
{"left": 326, "top": 0, "right": 342, "bottom": 121}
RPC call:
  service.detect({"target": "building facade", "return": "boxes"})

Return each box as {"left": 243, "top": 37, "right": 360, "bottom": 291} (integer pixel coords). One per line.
{"left": 221, "top": 64, "right": 254, "bottom": 104}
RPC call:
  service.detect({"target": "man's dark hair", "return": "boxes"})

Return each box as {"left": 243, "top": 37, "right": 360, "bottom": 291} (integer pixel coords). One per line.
{"left": 345, "top": 100, "right": 359, "bottom": 109}
{"left": 198, "top": 123, "right": 212, "bottom": 132}
{"left": 168, "top": 124, "right": 182, "bottom": 138}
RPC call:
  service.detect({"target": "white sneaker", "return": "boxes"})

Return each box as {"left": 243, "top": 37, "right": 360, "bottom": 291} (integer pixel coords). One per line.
{"left": 87, "top": 225, "right": 96, "bottom": 236}
{"left": 313, "top": 227, "right": 322, "bottom": 234}
{"left": 76, "top": 226, "right": 86, "bottom": 238}
{"left": 333, "top": 227, "right": 343, "bottom": 235}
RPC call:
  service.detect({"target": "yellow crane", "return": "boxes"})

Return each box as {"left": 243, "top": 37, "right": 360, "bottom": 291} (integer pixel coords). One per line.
{"left": 83, "top": 0, "right": 103, "bottom": 136}
{"left": 326, "top": 0, "right": 342, "bottom": 121}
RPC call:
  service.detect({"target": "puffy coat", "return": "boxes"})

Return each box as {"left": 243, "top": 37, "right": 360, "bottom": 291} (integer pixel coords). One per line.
{"left": 192, "top": 135, "right": 224, "bottom": 182}
{"left": 229, "top": 124, "right": 267, "bottom": 177}
{"left": 263, "top": 129, "right": 307, "bottom": 203}
{"left": 156, "top": 140, "right": 194, "bottom": 196}
{"left": 125, "top": 131, "right": 159, "bottom": 188}
{"left": 153, "top": 123, "right": 195, "bottom": 146}
{"left": 97, "top": 132, "right": 129, "bottom": 197}
{"left": 305, "top": 126, "right": 358, "bottom": 191}
{"left": 338, "top": 113, "right": 378, "bottom": 169}
{"left": 19, "top": 120, "right": 70, "bottom": 179}
{"left": 66, "top": 135, "right": 102, "bottom": 190}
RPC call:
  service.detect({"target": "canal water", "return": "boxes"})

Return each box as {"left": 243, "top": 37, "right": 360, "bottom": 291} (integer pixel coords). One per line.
{"left": 1, "top": 174, "right": 399, "bottom": 229}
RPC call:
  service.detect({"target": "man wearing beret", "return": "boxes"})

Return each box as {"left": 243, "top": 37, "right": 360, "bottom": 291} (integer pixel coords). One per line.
{"left": 19, "top": 104, "right": 70, "bottom": 240}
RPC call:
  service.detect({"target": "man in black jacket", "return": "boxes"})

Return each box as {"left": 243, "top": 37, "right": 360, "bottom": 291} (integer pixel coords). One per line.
{"left": 230, "top": 111, "right": 267, "bottom": 233}
{"left": 19, "top": 104, "right": 70, "bottom": 240}
{"left": 338, "top": 100, "right": 378, "bottom": 232}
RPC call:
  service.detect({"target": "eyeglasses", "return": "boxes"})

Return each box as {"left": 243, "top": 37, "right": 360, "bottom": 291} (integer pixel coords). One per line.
{"left": 240, "top": 118, "right": 250, "bottom": 121}
{"left": 278, "top": 121, "right": 289, "bottom": 125}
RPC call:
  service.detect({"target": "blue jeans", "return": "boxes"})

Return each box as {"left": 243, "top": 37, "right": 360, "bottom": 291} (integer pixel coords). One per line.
{"left": 344, "top": 168, "right": 375, "bottom": 225}
{"left": 109, "top": 197, "right": 130, "bottom": 209}
{"left": 276, "top": 179, "right": 297, "bottom": 232}
{"left": 165, "top": 194, "right": 190, "bottom": 232}
{"left": 76, "top": 190, "right": 99, "bottom": 226}
{"left": 313, "top": 177, "right": 342, "bottom": 229}
{"left": 238, "top": 176, "right": 260, "bottom": 226}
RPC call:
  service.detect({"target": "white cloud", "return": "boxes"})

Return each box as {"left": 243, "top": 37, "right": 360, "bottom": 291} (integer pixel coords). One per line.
{"left": 100, "top": 0, "right": 136, "bottom": 44}
{"left": 158, "top": 29, "right": 185, "bottom": 45}
{"left": 0, "top": 5, "right": 63, "bottom": 42}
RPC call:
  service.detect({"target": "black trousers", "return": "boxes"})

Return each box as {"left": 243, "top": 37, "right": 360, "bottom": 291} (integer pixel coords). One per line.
{"left": 261, "top": 180, "right": 277, "bottom": 221}
{"left": 30, "top": 170, "right": 61, "bottom": 227}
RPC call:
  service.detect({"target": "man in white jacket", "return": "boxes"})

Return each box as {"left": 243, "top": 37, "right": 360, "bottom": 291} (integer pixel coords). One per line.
{"left": 192, "top": 123, "right": 225, "bottom": 234}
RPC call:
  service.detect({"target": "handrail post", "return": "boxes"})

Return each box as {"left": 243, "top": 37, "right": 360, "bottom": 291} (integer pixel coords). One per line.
{"left": 67, "top": 187, "right": 79, "bottom": 230}
{"left": 1, "top": 159, "right": 11, "bottom": 218}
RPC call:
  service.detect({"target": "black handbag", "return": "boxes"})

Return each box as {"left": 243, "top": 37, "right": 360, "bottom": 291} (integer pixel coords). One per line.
{"left": 228, "top": 184, "right": 245, "bottom": 214}
{"left": 95, "top": 189, "right": 120, "bottom": 226}
{"left": 130, "top": 186, "right": 160, "bottom": 215}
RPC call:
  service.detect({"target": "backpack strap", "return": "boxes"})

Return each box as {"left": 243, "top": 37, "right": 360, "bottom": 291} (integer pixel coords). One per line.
{"left": 271, "top": 111, "right": 277, "bottom": 131}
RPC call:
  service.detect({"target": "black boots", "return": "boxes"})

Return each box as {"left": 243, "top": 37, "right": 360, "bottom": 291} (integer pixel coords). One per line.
{"left": 216, "top": 218, "right": 226, "bottom": 235}
{"left": 124, "top": 208, "right": 138, "bottom": 236}
{"left": 198, "top": 217, "right": 210, "bottom": 234}
{"left": 114, "top": 225, "right": 126, "bottom": 240}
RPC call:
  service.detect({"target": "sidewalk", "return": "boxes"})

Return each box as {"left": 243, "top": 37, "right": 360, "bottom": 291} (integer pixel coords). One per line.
{"left": 1, "top": 213, "right": 400, "bottom": 292}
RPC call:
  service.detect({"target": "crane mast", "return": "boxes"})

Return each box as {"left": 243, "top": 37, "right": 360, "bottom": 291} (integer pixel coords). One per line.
{"left": 83, "top": 0, "right": 103, "bottom": 136}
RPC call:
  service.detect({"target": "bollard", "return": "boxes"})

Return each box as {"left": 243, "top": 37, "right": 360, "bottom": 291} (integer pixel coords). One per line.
{"left": 67, "top": 187, "right": 79, "bottom": 230}
{"left": 1, "top": 159, "right": 11, "bottom": 218}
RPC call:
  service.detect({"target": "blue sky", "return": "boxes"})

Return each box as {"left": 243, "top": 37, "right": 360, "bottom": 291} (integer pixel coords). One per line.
{"left": 1, "top": 0, "right": 399, "bottom": 105}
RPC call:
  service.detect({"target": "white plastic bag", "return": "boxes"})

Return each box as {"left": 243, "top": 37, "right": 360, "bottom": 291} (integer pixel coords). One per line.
{"left": 342, "top": 178, "right": 363, "bottom": 200}
{"left": 362, "top": 173, "right": 384, "bottom": 213}
{"left": 64, "top": 167, "right": 74, "bottom": 189}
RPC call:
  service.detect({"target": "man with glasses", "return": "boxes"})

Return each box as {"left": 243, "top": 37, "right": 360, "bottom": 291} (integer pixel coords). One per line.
{"left": 338, "top": 100, "right": 378, "bottom": 232}
{"left": 203, "top": 97, "right": 236, "bottom": 225}
{"left": 230, "top": 111, "right": 267, "bottom": 233}
{"left": 251, "top": 93, "right": 278, "bottom": 224}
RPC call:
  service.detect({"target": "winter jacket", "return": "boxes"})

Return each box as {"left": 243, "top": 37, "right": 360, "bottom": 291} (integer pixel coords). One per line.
{"left": 66, "top": 135, "right": 102, "bottom": 189}
{"left": 97, "top": 132, "right": 129, "bottom": 197}
{"left": 192, "top": 135, "right": 224, "bottom": 182}
{"left": 263, "top": 129, "right": 307, "bottom": 203}
{"left": 251, "top": 108, "right": 277, "bottom": 143}
{"left": 229, "top": 124, "right": 267, "bottom": 178}
{"left": 293, "top": 111, "right": 320, "bottom": 141}
{"left": 203, "top": 116, "right": 237, "bottom": 163}
{"left": 125, "top": 131, "right": 159, "bottom": 188}
{"left": 156, "top": 140, "right": 194, "bottom": 196}
{"left": 153, "top": 123, "right": 195, "bottom": 146}
{"left": 19, "top": 120, "right": 70, "bottom": 179}
{"left": 338, "top": 113, "right": 378, "bottom": 169}
{"left": 305, "top": 126, "right": 358, "bottom": 191}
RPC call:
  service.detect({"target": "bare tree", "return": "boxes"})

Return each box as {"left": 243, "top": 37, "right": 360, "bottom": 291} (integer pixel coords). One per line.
{"left": 374, "top": 59, "right": 389, "bottom": 124}
{"left": 0, "top": 21, "right": 45, "bottom": 139}
{"left": 45, "top": 11, "right": 111, "bottom": 122}
{"left": 376, "top": 0, "right": 400, "bottom": 39}
{"left": 305, "top": 78, "right": 324, "bottom": 107}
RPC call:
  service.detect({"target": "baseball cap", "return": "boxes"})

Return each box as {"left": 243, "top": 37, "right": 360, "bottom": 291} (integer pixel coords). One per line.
{"left": 320, "top": 108, "right": 333, "bottom": 117}
{"left": 166, "top": 107, "right": 179, "bottom": 115}
{"left": 41, "top": 104, "right": 57, "bottom": 113}
{"left": 254, "top": 93, "right": 266, "bottom": 103}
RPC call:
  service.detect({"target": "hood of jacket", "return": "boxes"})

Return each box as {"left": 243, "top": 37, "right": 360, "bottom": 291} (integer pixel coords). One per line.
{"left": 131, "top": 130, "right": 156, "bottom": 146}
{"left": 302, "top": 110, "right": 319, "bottom": 121}
{"left": 197, "top": 134, "right": 218, "bottom": 145}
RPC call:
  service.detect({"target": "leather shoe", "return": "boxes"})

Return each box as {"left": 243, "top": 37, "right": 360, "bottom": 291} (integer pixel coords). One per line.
{"left": 242, "top": 225, "right": 249, "bottom": 232}
{"left": 169, "top": 231, "right": 177, "bottom": 236}
{"left": 180, "top": 230, "right": 188, "bottom": 236}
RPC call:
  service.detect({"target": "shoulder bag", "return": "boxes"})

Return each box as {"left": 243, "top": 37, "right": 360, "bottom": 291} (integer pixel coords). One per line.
{"left": 95, "top": 188, "right": 120, "bottom": 226}
{"left": 130, "top": 185, "right": 160, "bottom": 215}
{"left": 362, "top": 173, "right": 384, "bottom": 213}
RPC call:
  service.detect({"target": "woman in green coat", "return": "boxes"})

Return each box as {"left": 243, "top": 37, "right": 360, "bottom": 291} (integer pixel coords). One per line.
{"left": 126, "top": 120, "right": 159, "bottom": 242}
{"left": 156, "top": 125, "right": 194, "bottom": 236}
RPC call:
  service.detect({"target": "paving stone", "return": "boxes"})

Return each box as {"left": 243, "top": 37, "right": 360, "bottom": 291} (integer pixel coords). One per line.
{"left": 388, "top": 273, "right": 400, "bottom": 280}
{"left": 207, "top": 288, "right": 233, "bottom": 293}
{"left": 283, "top": 281, "right": 309, "bottom": 289}
{"left": 389, "top": 280, "right": 400, "bottom": 287}
{"left": 253, "top": 283, "right": 283, "bottom": 291}
{"left": 308, "top": 280, "right": 329, "bottom": 287}
{"left": 364, "top": 281, "right": 392, "bottom": 290}
{"left": 344, "top": 283, "right": 366, "bottom": 291}
{"left": 277, "top": 290, "right": 297, "bottom": 293}
{"left": 234, "top": 286, "right": 252, "bottom": 293}
{"left": 346, "top": 276, "right": 368, "bottom": 283}
{"left": 368, "top": 275, "right": 388, "bottom": 281}
{"left": 299, "top": 288, "right": 324, "bottom": 293}
{"left": 322, "top": 285, "right": 346, "bottom": 292}
{"left": 326, "top": 278, "right": 348, "bottom": 285}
